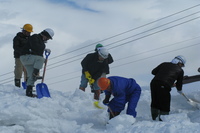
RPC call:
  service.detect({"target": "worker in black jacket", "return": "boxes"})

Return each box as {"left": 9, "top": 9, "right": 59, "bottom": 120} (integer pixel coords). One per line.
{"left": 79, "top": 46, "right": 113, "bottom": 107}
{"left": 20, "top": 28, "right": 54, "bottom": 97}
{"left": 94, "top": 44, "right": 113, "bottom": 76}
{"left": 13, "top": 24, "right": 33, "bottom": 87}
{"left": 150, "top": 55, "right": 185, "bottom": 121}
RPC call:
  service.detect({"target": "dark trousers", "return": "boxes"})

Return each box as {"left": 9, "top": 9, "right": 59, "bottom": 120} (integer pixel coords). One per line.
{"left": 150, "top": 80, "right": 171, "bottom": 112}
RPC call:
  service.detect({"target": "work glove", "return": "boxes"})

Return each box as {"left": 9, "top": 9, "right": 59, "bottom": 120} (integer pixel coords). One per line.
{"left": 103, "top": 95, "right": 111, "bottom": 105}
{"left": 84, "top": 71, "right": 95, "bottom": 85}
{"left": 85, "top": 71, "right": 91, "bottom": 79}
{"left": 45, "top": 48, "right": 51, "bottom": 53}
{"left": 177, "top": 90, "right": 183, "bottom": 95}
{"left": 103, "top": 99, "right": 109, "bottom": 106}
{"left": 88, "top": 78, "right": 95, "bottom": 85}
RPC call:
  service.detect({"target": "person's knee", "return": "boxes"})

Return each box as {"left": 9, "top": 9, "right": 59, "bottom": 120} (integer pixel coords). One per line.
{"left": 80, "top": 75, "right": 88, "bottom": 88}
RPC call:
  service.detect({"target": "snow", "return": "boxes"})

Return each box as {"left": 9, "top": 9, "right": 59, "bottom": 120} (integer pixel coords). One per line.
{"left": 0, "top": 82, "right": 200, "bottom": 133}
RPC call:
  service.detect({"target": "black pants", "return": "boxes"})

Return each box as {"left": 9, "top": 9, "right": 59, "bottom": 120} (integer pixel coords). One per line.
{"left": 150, "top": 80, "right": 171, "bottom": 112}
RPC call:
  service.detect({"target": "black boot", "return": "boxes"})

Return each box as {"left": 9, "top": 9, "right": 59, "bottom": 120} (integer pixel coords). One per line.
{"left": 158, "top": 111, "right": 169, "bottom": 121}
{"left": 26, "top": 86, "right": 33, "bottom": 97}
{"left": 26, "top": 86, "right": 37, "bottom": 97}
{"left": 15, "top": 79, "right": 21, "bottom": 87}
{"left": 33, "top": 69, "right": 43, "bottom": 80}
{"left": 151, "top": 107, "right": 159, "bottom": 120}
{"left": 109, "top": 112, "right": 120, "bottom": 119}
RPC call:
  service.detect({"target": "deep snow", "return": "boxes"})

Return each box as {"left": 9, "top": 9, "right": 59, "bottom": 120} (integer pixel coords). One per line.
{"left": 0, "top": 81, "right": 200, "bottom": 133}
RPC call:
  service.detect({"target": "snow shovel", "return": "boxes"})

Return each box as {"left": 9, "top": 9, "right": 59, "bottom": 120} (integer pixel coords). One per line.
{"left": 181, "top": 93, "right": 200, "bottom": 109}
{"left": 22, "top": 67, "right": 27, "bottom": 89}
{"left": 36, "top": 51, "right": 51, "bottom": 99}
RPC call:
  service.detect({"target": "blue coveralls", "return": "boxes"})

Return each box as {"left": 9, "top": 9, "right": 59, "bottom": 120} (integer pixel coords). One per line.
{"left": 104, "top": 76, "right": 141, "bottom": 117}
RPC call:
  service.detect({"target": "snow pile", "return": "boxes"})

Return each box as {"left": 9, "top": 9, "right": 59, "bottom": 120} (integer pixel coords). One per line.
{"left": 0, "top": 82, "right": 200, "bottom": 133}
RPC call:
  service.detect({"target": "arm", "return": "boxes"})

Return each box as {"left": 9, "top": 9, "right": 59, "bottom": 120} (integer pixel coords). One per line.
{"left": 152, "top": 63, "right": 162, "bottom": 75}
{"left": 29, "top": 35, "right": 45, "bottom": 56}
{"left": 81, "top": 54, "right": 91, "bottom": 72}
{"left": 176, "top": 70, "right": 184, "bottom": 91}
{"left": 108, "top": 54, "right": 114, "bottom": 64}
{"left": 108, "top": 92, "right": 126, "bottom": 112}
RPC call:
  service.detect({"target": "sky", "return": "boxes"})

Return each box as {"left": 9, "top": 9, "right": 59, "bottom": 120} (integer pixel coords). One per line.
{"left": 0, "top": 0, "right": 200, "bottom": 92}
{"left": 0, "top": 81, "right": 200, "bottom": 132}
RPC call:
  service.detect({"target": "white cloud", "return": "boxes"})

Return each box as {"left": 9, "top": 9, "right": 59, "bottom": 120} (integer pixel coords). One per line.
{"left": 0, "top": 0, "right": 200, "bottom": 91}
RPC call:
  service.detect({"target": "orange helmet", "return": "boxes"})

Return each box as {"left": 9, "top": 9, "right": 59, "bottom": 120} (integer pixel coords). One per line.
{"left": 22, "top": 24, "right": 33, "bottom": 32}
{"left": 98, "top": 77, "right": 110, "bottom": 90}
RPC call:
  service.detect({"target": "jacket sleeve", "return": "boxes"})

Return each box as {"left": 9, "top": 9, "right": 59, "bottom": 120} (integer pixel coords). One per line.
{"left": 13, "top": 36, "right": 20, "bottom": 49}
{"left": 104, "top": 90, "right": 112, "bottom": 96}
{"left": 108, "top": 54, "right": 114, "bottom": 64}
{"left": 152, "top": 63, "right": 162, "bottom": 75}
{"left": 102, "top": 55, "right": 113, "bottom": 74}
{"left": 13, "top": 36, "right": 21, "bottom": 57}
{"left": 108, "top": 91, "right": 126, "bottom": 113}
{"left": 176, "top": 70, "right": 184, "bottom": 91}
{"left": 27, "top": 35, "right": 45, "bottom": 56}
{"left": 13, "top": 35, "right": 26, "bottom": 58}
{"left": 103, "top": 64, "right": 110, "bottom": 74}
{"left": 81, "top": 54, "right": 91, "bottom": 72}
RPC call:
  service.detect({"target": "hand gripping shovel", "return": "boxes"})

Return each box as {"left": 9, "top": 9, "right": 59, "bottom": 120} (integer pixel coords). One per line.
{"left": 181, "top": 93, "right": 200, "bottom": 109}
{"left": 36, "top": 51, "right": 51, "bottom": 98}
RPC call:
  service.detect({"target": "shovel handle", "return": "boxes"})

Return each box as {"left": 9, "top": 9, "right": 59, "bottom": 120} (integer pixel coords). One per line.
{"left": 181, "top": 93, "right": 190, "bottom": 101}
{"left": 42, "top": 51, "right": 50, "bottom": 83}
{"left": 108, "top": 106, "right": 115, "bottom": 118}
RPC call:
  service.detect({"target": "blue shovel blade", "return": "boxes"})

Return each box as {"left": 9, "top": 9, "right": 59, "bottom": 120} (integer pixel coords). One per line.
{"left": 22, "top": 81, "right": 27, "bottom": 89}
{"left": 36, "top": 83, "right": 51, "bottom": 99}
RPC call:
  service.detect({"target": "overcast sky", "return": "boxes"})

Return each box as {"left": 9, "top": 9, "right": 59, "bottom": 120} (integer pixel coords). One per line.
{"left": 0, "top": 0, "right": 200, "bottom": 92}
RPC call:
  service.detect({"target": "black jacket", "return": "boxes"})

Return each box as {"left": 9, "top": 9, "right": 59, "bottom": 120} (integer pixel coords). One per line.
{"left": 81, "top": 52, "right": 113, "bottom": 80}
{"left": 20, "top": 34, "right": 45, "bottom": 57}
{"left": 13, "top": 32, "right": 29, "bottom": 58}
{"left": 151, "top": 62, "right": 184, "bottom": 91}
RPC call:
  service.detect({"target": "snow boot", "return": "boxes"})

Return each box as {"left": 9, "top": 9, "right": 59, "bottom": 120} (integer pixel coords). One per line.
{"left": 14, "top": 79, "right": 21, "bottom": 87}
{"left": 33, "top": 68, "right": 43, "bottom": 80}
{"left": 26, "top": 85, "right": 37, "bottom": 97}
{"left": 109, "top": 112, "right": 120, "bottom": 119}
{"left": 158, "top": 111, "right": 169, "bottom": 121}
{"left": 151, "top": 107, "right": 159, "bottom": 120}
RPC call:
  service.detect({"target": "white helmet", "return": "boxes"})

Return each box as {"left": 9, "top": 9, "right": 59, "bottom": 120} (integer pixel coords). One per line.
{"left": 42, "top": 28, "right": 54, "bottom": 39}
{"left": 98, "top": 47, "right": 109, "bottom": 59}
{"left": 171, "top": 55, "right": 186, "bottom": 66}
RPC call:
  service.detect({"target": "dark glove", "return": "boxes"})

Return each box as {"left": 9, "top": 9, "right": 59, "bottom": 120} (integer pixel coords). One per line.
{"left": 103, "top": 99, "right": 109, "bottom": 105}
{"left": 103, "top": 95, "right": 111, "bottom": 105}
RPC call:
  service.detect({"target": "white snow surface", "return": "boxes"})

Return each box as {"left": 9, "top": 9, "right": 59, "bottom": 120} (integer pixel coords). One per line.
{"left": 0, "top": 82, "right": 200, "bottom": 133}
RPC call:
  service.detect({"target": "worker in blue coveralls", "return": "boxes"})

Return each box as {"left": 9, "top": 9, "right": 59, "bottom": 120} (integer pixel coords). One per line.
{"left": 97, "top": 76, "right": 141, "bottom": 119}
